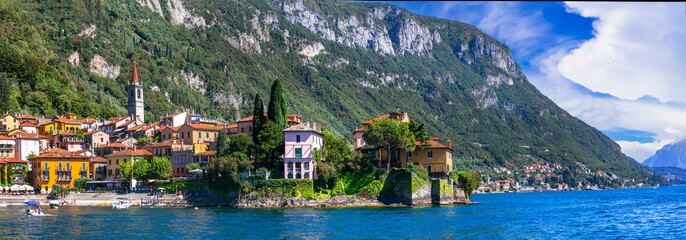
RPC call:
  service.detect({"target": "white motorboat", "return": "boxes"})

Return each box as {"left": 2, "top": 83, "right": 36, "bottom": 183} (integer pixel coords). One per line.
{"left": 25, "top": 201, "right": 49, "bottom": 216}
{"left": 112, "top": 201, "right": 132, "bottom": 209}
{"left": 0, "top": 201, "right": 8, "bottom": 207}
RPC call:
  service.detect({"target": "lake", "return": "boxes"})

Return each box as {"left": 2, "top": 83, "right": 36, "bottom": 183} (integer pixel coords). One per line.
{"left": 1, "top": 186, "right": 684, "bottom": 239}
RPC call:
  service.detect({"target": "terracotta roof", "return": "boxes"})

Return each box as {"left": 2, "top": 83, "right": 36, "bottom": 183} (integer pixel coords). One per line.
{"left": 34, "top": 148, "right": 88, "bottom": 158}
{"left": 158, "top": 126, "right": 181, "bottom": 132}
{"left": 237, "top": 115, "right": 254, "bottom": 123}
{"left": 92, "top": 156, "right": 107, "bottom": 163}
{"left": 19, "top": 122, "right": 39, "bottom": 127}
{"left": 0, "top": 157, "right": 27, "bottom": 164}
{"left": 105, "top": 149, "right": 152, "bottom": 158}
{"left": 13, "top": 113, "right": 40, "bottom": 120}
{"left": 128, "top": 124, "right": 145, "bottom": 131}
{"left": 79, "top": 118, "right": 97, "bottom": 123}
{"left": 225, "top": 124, "right": 238, "bottom": 129}
{"left": 161, "top": 112, "right": 184, "bottom": 119}
{"left": 0, "top": 135, "right": 14, "bottom": 140}
{"left": 65, "top": 113, "right": 77, "bottom": 116}
{"left": 283, "top": 123, "right": 321, "bottom": 133}
{"left": 95, "top": 142, "right": 130, "bottom": 149}
{"left": 186, "top": 124, "right": 222, "bottom": 131}
{"left": 416, "top": 138, "right": 453, "bottom": 151}
{"left": 193, "top": 151, "right": 216, "bottom": 157}
{"left": 120, "top": 119, "right": 136, "bottom": 127}
{"left": 114, "top": 137, "right": 134, "bottom": 143}
{"left": 53, "top": 115, "right": 80, "bottom": 124}
{"left": 83, "top": 130, "right": 109, "bottom": 136}
{"left": 354, "top": 128, "right": 365, "bottom": 133}
{"left": 14, "top": 133, "right": 41, "bottom": 140}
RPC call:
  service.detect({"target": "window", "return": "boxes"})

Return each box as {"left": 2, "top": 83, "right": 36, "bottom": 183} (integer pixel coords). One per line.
{"left": 296, "top": 135, "right": 301, "bottom": 143}
{"left": 82, "top": 163, "right": 86, "bottom": 170}
{"left": 137, "top": 89, "right": 141, "bottom": 99}
{"left": 241, "top": 128, "right": 244, "bottom": 132}
{"left": 116, "top": 159, "right": 119, "bottom": 165}
{"left": 181, "top": 132, "right": 184, "bottom": 138}
{"left": 304, "top": 162, "right": 309, "bottom": 170}
{"left": 214, "top": 133, "right": 217, "bottom": 138}
{"left": 108, "top": 160, "right": 111, "bottom": 165}
{"left": 295, "top": 148, "right": 302, "bottom": 158}
{"left": 249, "top": 127, "right": 252, "bottom": 131}
{"left": 58, "top": 162, "right": 62, "bottom": 170}
{"left": 408, "top": 152, "right": 413, "bottom": 158}
{"left": 427, "top": 150, "right": 433, "bottom": 159}
{"left": 206, "top": 132, "right": 209, "bottom": 138}
{"left": 427, "top": 165, "right": 432, "bottom": 173}
{"left": 198, "top": 132, "right": 201, "bottom": 138}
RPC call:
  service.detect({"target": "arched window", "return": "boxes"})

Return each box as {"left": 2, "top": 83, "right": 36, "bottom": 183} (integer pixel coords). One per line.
{"left": 137, "top": 89, "right": 141, "bottom": 99}
{"left": 304, "top": 172, "right": 310, "bottom": 179}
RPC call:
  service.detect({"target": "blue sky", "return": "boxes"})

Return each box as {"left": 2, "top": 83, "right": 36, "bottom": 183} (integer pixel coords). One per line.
{"left": 385, "top": 2, "right": 686, "bottom": 161}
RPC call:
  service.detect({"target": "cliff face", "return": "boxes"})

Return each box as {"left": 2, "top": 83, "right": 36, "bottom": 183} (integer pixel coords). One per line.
{"left": 2, "top": 0, "right": 666, "bottom": 184}
{"left": 643, "top": 140, "right": 686, "bottom": 169}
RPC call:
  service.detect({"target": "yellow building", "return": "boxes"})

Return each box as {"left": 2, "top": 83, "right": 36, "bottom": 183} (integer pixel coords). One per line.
{"left": 1, "top": 113, "right": 19, "bottom": 132}
{"left": 39, "top": 116, "right": 81, "bottom": 136}
{"left": 353, "top": 112, "right": 454, "bottom": 177}
{"left": 29, "top": 148, "right": 91, "bottom": 192}
{"left": 104, "top": 149, "right": 152, "bottom": 179}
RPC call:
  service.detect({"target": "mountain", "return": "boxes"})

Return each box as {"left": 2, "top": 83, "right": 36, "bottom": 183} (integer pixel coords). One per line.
{"left": 643, "top": 139, "right": 686, "bottom": 169}
{"left": 648, "top": 167, "right": 686, "bottom": 185}
{"left": 0, "top": 0, "right": 667, "bottom": 185}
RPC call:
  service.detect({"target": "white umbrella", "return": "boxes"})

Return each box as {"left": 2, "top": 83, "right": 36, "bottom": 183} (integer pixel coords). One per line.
{"left": 18, "top": 185, "right": 26, "bottom": 191}
{"left": 188, "top": 169, "right": 202, "bottom": 174}
{"left": 10, "top": 185, "right": 20, "bottom": 191}
{"left": 25, "top": 186, "right": 34, "bottom": 191}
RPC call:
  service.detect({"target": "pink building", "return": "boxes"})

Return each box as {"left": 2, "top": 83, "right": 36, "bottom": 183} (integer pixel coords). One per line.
{"left": 283, "top": 123, "right": 323, "bottom": 180}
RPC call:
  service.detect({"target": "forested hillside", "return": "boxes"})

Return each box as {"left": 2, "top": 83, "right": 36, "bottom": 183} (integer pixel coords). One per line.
{"left": 0, "top": 0, "right": 666, "bottom": 185}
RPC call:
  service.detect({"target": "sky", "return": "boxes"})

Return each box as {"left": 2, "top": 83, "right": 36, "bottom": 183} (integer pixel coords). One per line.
{"left": 386, "top": 2, "right": 686, "bottom": 162}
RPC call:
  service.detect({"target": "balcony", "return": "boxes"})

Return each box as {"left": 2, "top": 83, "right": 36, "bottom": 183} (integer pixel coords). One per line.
{"left": 57, "top": 166, "right": 72, "bottom": 172}
{"left": 57, "top": 176, "right": 72, "bottom": 182}
{"left": 42, "top": 166, "right": 50, "bottom": 171}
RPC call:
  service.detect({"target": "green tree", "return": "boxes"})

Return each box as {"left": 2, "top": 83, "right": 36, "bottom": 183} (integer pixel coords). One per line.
{"left": 149, "top": 157, "right": 172, "bottom": 180}
{"left": 362, "top": 119, "right": 416, "bottom": 171}
{"left": 315, "top": 161, "right": 337, "bottom": 189}
{"left": 206, "top": 153, "right": 252, "bottom": 194}
{"left": 451, "top": 171, "right": 481, "bottom": 201}
{"left": 252, "top": 93, "right": 266, "bottom": 147}
{"left": 216, "top": 131, "right": 229, "bottom": 157}
{"left": 267, "top": 79, "right": 287, "bottom": 129}
{"left": 51, "top": 184, "right": 69, "bottom": 198}
{"left": 186, "top": 163, "right": 200, "bottom": 171}
{"left": 256, "top": 120, "right": 284, "bottom": 169}
{"left": 120, "top": 161, "right": 132, "bottom": 180}
{"left": 73, "top": 178, "right": 92, "bottom": 190}
{"left": 132, "top": 159, "right": 151, "bottom": 180}
{"left": 408, "top": 120, "right": 430, "bottom": 142}
{"left": 0, "top": 73, "right": 10, "bottom": 112}
{"left": 228, "top": 133, "right": 252, "bottom": 157}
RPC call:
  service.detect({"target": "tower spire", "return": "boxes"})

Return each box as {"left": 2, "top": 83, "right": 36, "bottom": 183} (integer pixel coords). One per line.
{"left": 132, "top": 61, "right": 139, "bottom": 84}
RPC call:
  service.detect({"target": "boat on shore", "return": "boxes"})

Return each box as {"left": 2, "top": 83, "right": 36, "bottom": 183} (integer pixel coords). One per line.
{"left": 112, "top": 201, "right": 132, "bottom": 209}
{"left": 25, "top": 201, "right": 49, "bottom": 216}
{"left": 49, "top": 201, "right": 60, "bottom": 209}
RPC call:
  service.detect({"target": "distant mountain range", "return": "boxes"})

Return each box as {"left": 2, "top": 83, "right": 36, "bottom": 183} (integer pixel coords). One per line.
{"left": 643, "top": 139, "right": 686, "bottom": 169}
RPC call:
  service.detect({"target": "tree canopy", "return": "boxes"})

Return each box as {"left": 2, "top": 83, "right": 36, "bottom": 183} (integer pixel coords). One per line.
{"left": 267, "top": 79, "right": 287, "bottom": 129}
{"left": 252, "top": 93, "right": 266, "bottom": 147}
{"left": 256, "top": 120, "right": 284, "bottom": 170}
{"left": 363, "top": 119, "right": 416, "bottom": 170}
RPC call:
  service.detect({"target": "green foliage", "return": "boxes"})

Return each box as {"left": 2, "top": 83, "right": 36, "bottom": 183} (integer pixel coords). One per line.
{"left": 0, "top": 73, "right": 9, "bottom": 112}
{"left": 132, "top": 159, "right": 151, "bottom": 180}
{"left": 267, "top": 79, "right": 287, "bottom": 129}
{"left": 51, "top": 184, "right": 69, "bottom": 197}
{"left": 450, "top": 170, "right": 481, "bottom": 198}
{"left": 186, "top": 163, "right": 200, "bottom": 171}
{"left": 363, "top": 119, "right": 416, "bottom": 170}
{"left": 149, "top": 156, "right": 172, "bottom": 180}
{"left": 256, "top": 120, "right": 284, "bottom": 169}
{"left": 252, "top": 93, "right": 266, "bottom": 147}
{"left": 228, "top": 133, "right": 252, "bottom": 157}
{"left": 331, "top": 171, "right": 383, "bottom": 195}
{"left": 119, "top": 161, "right": 132, "bottom": 180}
{"left": 255, "top": 179, "right": 314, "bottom": 199}
{"left": 206, "top": 154, "right": 251, "bottom": 194}
{"left": 73, "top": 178, "right": 92, "bottom": 190}
{"left": 408, "top": 120, "right": 430, "bottom": 142}
{"left": 216, "top": 131, "right": 229, "bottom": 157}
{"left": 158, "top": 181, "right": 205, "bottom": 192}
{"left": 0, "top": 0, "right": 662, "bottom": 185}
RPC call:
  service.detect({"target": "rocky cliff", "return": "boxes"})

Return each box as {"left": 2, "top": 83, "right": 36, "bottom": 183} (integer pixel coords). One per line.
{"left": 643, "top": 139, "right": 686, "bottom": 169}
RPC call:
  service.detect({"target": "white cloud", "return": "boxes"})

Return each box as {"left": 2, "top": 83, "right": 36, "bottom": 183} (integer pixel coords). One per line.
{"left": 559, "top": 3, "right": 686, "bottom": 102}
{"left": 526, "top": 2, "right": 686, "bottom": 161}
{"left": 617, "top": 139, "right": 673, "bottom": 163}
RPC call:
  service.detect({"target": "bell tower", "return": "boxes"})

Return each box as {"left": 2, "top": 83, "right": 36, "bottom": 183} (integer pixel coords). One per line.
{"left": 127, "top": 62, "right": 145, "bottom": 122}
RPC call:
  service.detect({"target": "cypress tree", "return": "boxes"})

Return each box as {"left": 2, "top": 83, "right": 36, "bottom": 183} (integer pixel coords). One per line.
{"left": 267, "top": 79, "right": 287, "bottom": 129}
{"left": 0, "top": 74, "right": 9, "bottom": 112}
{"left": 252, "top": 93, "right": 266, "bottom": 146}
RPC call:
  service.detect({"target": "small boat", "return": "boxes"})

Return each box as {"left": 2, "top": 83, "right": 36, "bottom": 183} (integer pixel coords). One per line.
{"left": 112, "top": 201, "right": 132, "bottom": 209}
{"left": 49, "top": 201, "right": 60, "bottom": 209}
{"left": 0, "top": 201, "right": 8, "bottom": 207}
{"left": 25, "top": 201, "right": 48, "bottom": 216}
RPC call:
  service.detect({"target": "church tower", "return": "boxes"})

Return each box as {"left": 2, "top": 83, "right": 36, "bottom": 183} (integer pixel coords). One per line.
{"left": 127, "top": 62, "right": 145, "bottom": 122}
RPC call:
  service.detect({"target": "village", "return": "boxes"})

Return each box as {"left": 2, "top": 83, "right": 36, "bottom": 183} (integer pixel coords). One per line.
{"left": 0, "top": 64, "right": 459, "bottom": 201}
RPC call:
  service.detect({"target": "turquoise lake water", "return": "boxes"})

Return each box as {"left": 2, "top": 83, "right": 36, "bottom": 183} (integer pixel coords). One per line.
{"left": 1, "top": 186, "right": 685, "bottom": 239}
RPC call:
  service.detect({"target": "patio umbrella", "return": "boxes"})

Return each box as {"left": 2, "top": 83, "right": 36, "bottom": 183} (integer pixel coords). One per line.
{"left": 18, "top": 185, "right": 26, "bottom": 191}
{"left": 25, "top": 186, "right": 34, "bottom": 191}
{"left": 188, "top": 169, "right": 202, "bottom": 174}
{"left": 10, "top": 185, "right": 20, "bottom": 191}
